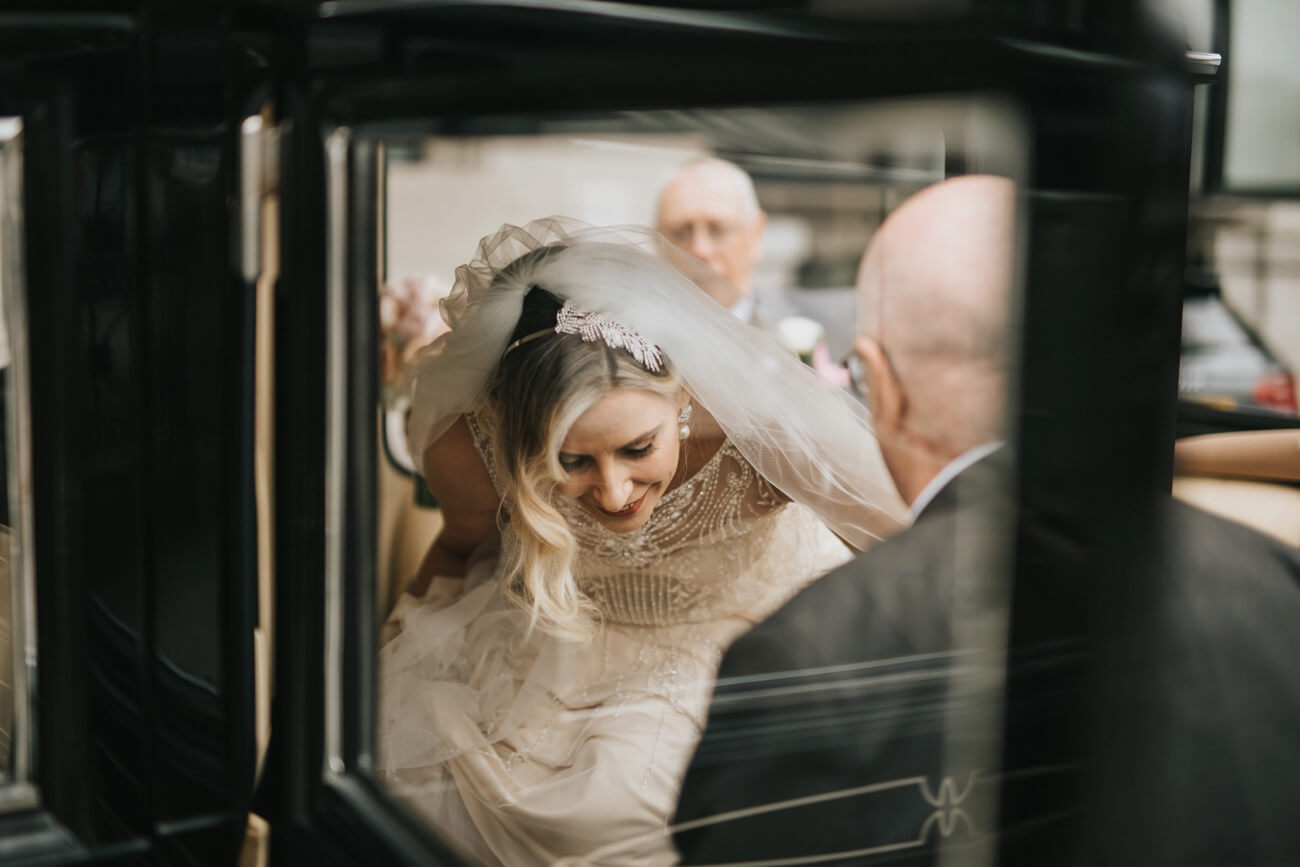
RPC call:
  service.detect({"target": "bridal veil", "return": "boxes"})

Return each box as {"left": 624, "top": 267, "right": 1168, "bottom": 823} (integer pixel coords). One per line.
{"left": 405, "top": 217, "right": 906, "bottom": 549}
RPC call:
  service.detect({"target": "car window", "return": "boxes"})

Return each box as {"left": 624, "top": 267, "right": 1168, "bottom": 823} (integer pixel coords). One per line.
{"left": 365, "top": 97, "right": 1029, "bottom": 861}
{"left": 1181, "top": 296, "right": 1251, "bottom": 348}
{"left": 1183, "top": 201, "right": 1299, "bottom": 418}
{"left": 1219, "top": 0, "right": 1300, "bottom": 192}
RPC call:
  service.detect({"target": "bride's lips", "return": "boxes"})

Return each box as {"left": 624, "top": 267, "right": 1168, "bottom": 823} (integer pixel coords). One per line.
{"left": 598, "top": 491, "right": 647, "bottom": 519}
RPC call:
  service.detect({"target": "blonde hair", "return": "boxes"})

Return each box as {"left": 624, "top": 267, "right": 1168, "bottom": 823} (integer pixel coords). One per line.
{"left": 486, "top": 288, "right": 680, "bottom": 640}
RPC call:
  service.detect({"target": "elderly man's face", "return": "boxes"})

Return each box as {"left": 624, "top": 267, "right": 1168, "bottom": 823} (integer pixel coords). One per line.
{"left": 656, "top": 175, "right": 764, "bottom": 300}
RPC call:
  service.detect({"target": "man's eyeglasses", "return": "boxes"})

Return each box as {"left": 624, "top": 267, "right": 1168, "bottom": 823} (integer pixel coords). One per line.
{"left": 665, "top": 221, "right": 741, "bottom": 247}
{"left": 842, "top": 350, "right": 870, "bottom": 404}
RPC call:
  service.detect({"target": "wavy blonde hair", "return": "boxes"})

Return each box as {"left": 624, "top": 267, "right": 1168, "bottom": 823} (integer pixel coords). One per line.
{"left": 485, "top": 288, "right": 680, "bottom": 640}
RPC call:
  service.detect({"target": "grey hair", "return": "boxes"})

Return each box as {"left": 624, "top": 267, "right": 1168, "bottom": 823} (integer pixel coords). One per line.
{"left": 656, "top": 157, "right": 762, "bottom": 222}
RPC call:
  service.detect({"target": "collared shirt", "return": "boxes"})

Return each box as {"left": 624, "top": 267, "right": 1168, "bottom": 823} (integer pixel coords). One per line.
{"left": 908, "top": 441, "right": 1005, "bottom": 522}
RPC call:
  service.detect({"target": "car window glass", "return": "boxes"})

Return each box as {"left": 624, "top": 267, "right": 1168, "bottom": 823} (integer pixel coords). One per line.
{"left": 1221, "top": 0, "right": 1300, "bottom": 191}
{"left": 1182, "top": 201, "right": 1299, "bottom": 418}
{"left": 366, "top": 98, "right": 1029, "bottom": 860}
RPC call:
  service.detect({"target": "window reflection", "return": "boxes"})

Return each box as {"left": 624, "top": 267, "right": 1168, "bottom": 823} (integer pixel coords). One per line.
{"left": 365, "top": 99, "right": 1027, "bottom": 863}
{"left": 1180, "top": 200, "right": 1299, "bottom": 418}
{"left": 1175, "top": 136, "right": 1300, "bottom": 546}
{"left": 0, "top": 116, "right": 35, "bottom": 805}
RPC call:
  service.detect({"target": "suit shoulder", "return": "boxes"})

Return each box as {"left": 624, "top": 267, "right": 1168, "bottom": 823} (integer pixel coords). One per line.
{"left": 1170, "top": 499, "right": 1300, "bottom": 572}
{"left": 720, "top": 521, "right": 956, "bottom": 678}
{"left": 1162, "top": 499, "right": 1300, "bottom": 629}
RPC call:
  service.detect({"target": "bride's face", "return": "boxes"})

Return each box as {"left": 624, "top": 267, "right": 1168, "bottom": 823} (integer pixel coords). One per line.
{"left": 555, "top": 388, "right": 682, "bottom": 533}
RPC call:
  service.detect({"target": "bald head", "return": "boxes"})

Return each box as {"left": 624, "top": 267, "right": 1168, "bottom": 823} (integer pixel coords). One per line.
{"left": 656, "top": 158, "right": 766, "bottom": 302}
{"left": 856, "top": 175, "right": 1017, "bottom": 457}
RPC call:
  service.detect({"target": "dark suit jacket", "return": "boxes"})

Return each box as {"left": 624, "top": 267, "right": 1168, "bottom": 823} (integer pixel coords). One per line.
{"left": 673, "top": 457, "right": 1300, "bottom": 866}
{"left": 1092, "top": 498, "right": 1300, "bottom": 866}
{"left": 673, "top": 453, "right": 1062, "bottom": 864}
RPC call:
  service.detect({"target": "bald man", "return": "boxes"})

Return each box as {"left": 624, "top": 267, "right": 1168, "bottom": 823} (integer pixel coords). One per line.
{"left": 852, "top": 176, "right": 1014, "bottom": 509}
{"left": 656, "top": 158, "right": 768, "bottom": 323}
{"left": 675, "top": 175, "right": 1300, "bottom": 866}
{"left": 673, "top": 176, "right": 1057, "bottom": 864}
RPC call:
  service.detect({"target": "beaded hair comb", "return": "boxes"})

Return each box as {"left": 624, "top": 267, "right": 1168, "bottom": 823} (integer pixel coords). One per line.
{"left": 504, "top": 300, "right": 664, "bottom": 372}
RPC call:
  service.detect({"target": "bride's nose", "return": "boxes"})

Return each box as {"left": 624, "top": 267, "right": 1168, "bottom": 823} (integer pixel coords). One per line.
{"left": 593, "top": 464, "right": 634, "bottom": 511}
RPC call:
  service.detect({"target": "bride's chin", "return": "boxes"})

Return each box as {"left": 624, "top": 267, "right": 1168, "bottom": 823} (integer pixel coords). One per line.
{"left": 583, "top": 492, "right": 658, "bottom": 531}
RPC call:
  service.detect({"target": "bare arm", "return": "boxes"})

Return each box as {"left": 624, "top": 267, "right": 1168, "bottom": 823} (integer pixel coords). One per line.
{"left": 407, "top": 415, "right": 501, "bottom": 597}
{"left": 1173, "top": 430, "right": 1300, "bottom": 483}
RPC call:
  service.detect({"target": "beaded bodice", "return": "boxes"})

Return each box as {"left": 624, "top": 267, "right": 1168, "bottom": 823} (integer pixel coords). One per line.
{"left": 380, "top": 412, "right": 855, "bottom": 866}
{"left": 465, "top": 410, "right": 827, "bottom": 627}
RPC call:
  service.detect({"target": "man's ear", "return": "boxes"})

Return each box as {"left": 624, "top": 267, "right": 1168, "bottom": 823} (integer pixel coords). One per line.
{"left": 854, "top": 334, "right": 904, "bottom": 435}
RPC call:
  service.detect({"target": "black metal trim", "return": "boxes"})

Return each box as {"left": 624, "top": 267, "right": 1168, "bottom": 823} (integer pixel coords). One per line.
{"left": 24, "top": 77, "right": 95, "bottom": 846}
{"left": 269, "top": 70, "right": 466, "bottom": 865}
{"left": 341, "top": 133, "right": 380, "bottom": 770}
{"left": 1201, "top": 0, "right": 1230, "bottom": 194}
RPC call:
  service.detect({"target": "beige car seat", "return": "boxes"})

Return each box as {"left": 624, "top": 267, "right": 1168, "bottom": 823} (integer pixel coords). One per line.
{"left": 376, "top": 418, "right": 444, "bottom": 620}
{"left": 1172, "top": 430, "right": 1300, "bottom": 548}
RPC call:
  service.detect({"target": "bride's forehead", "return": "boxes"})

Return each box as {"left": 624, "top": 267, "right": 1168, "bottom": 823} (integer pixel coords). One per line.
{"left": 560, "top": 389, "right": 673, "bottom": 445}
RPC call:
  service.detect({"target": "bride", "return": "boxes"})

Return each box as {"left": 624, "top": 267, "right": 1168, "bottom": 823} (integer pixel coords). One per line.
{"left": 377, "top": 219, "right": 905, "bottom": 865}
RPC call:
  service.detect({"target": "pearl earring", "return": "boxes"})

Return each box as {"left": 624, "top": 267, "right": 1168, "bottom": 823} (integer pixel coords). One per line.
{"left": 678, "top": 402, "right": 693, "bottom": 440}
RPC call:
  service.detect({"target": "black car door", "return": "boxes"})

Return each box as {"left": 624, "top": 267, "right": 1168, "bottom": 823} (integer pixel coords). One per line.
{"left": 258, "top": 2, "right": 1204, "bottom": 865}
{"left": 0, "top": 2, "right": 1221, "bottom": 865}
{"left": 0, "top": 7, "right": 261, "bottom": 864}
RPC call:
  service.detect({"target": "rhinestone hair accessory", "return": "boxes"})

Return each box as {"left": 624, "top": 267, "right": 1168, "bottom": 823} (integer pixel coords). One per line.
{"left": 553, "top": 300, "right": 664, "bottom": 371}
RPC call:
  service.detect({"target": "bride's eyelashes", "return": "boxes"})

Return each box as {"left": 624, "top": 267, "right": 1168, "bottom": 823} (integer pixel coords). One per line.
{"left": 559, "top": 455, "right": 589, "bottom": 473}
{"left": 624, "top": 442, "right": 656, "bottom": 460}
{"left": 558, "top": 441, "right": 657, "bottom": 474}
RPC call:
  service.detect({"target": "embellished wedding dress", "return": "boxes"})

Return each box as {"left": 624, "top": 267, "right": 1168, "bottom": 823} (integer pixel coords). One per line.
{"left": 377, "top": 409, "right": 854, "bottom": 866}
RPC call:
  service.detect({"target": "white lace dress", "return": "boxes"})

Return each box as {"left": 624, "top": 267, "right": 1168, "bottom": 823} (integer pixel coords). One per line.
{"left": 377, "top": 413, "right": 853, "bottom": 866}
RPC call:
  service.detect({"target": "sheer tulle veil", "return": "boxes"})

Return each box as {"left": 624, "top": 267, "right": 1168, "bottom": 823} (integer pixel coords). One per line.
{"left": 405, "top": 217, "right": 906, "bottom": 549}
